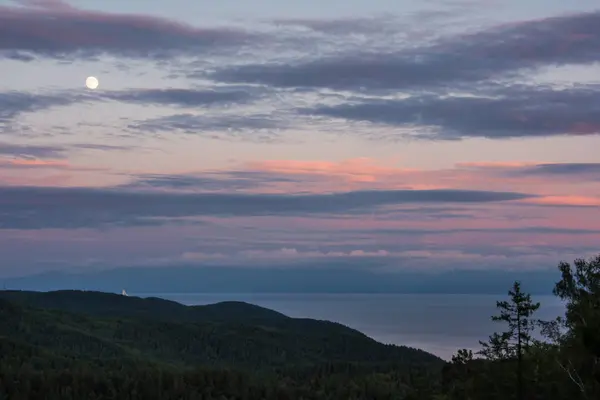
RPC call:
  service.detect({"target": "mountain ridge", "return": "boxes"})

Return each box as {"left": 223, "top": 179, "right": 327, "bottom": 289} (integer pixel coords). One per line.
{"left": 0, "top": 289, "right": 443, "bottom": 372}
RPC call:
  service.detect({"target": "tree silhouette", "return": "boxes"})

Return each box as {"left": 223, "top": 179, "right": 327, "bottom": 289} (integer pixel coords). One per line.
{"left": 479, "top": 281, "right": 540, "bottom": 400}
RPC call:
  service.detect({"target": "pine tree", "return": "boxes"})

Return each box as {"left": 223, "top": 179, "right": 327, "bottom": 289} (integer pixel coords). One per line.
{"left": 479, "top": 281, "right": 540, "bottom": 400}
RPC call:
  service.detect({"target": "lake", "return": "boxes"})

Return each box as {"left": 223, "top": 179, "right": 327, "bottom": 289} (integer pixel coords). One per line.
{"left": 137, "top": 293, "right": 565, "bottom": 360}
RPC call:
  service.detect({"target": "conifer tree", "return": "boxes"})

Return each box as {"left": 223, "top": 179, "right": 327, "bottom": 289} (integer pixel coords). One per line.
{"left": 479, "top": 281, "right": 540, "bottom": 400}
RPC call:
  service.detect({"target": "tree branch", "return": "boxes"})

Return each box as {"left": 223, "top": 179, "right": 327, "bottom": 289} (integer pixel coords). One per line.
{"left": 556, "top": 359, "right": 588, "bottom": 399}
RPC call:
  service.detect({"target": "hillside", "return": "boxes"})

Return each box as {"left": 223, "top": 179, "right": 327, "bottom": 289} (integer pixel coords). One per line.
{"left": 0, "top": 290, "right": 445, "bottom": 399}
{"left": 0, "top": 289, "right": 288, "bottom": 323}
{"left": 0, "top": 290, "right": 442, "bottom": 371}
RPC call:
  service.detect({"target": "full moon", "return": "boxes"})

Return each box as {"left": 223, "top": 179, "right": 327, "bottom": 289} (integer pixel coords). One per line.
{"left": 85, "top": 76, "right": 99, "bottom": 89}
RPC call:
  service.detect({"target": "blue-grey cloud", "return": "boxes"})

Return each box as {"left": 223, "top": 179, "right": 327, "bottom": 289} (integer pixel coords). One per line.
{"left": 0, "top": 141, "right": 135, "bottom": 162}
{"left": 70, "top": 143, "right": 133, "bottom": 152}
{"left": 128, "top": 113, "right": 288, "bottom": 140}
{"left": 269, "top": 16, "right": 401, "bottom": 35}
{"left": 128, "top": 171, "right": 300, "bottom": 192}
{"left": 0, "top": 91, "right": 79, "bottom": 126}
{"left": 211, "top": 11, "right": 600, "bottom": 91}
{"left": 0, "top": 50, "right": 36, "bottom": 62}
{"left": 0, "top": 3, "right": 258, "bottom": 60}
{"left": 0, "top": 185, "right": 534, "bottom": 229}
{"left": 359, "top": 226, "right": 600, "bottom": 236}
{"left": 302, "top": 85, "right": 600, "bottom": 139}
{"left": 0, "top": 87, "right": 261, "bottom": 129}
{"left": 511, "top": 163, "right": 600, "bottom": 180}
{"left": 0, "top": 142, "right": 65, "bottom": 158}
{"left": 104, "top": 87, "right": 259, "bottom": 107}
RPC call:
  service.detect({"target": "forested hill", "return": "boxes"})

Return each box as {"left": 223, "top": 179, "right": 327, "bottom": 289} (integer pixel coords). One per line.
{"left": 0, "top": 290, "right": 442, "bottom": 371}
{"left": 0, "top": 289, "right": 289, "bottom": 323}
{"left": 0, "top": 289, "right": 445, "bottom": 398}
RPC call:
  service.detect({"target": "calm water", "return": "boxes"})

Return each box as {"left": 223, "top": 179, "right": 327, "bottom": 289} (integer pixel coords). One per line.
{"left": 137, "top": 293, "right": 564, "bottom": 360}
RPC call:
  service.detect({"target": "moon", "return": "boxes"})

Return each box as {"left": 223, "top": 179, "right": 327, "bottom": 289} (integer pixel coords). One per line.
{"left": 85, "top": 76, "right": 99, "bottom": 90}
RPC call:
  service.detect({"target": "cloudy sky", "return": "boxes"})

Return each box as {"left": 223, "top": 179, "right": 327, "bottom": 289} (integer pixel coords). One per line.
{"left": 1, "top": 0, "right": 599, "bottom": 278}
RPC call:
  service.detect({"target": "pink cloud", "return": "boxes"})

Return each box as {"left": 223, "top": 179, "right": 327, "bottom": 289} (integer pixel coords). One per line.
{"left": 2, "top": 155, "right": 597, "bottom": 269}
{"left": 0, "top": 172, "right": 73, "bottom": 186}
{"left": 0, "top": 159, "right": 70, "bottom": 168}
{"left": 0, "top": 157, "right": 120, "bottom": 187}
{"left": 122, "top": 158, "right": 599, "bottom": 218}
{"left": 239, "top": 157, "right": 598, "bottom": 197}
{"left": 8, "top": 154, "right": 596, "bottom": 208}
{"left": 455, "top": 161, "right": 538, "bottom": 169}
{"left": 247, "top": 158, "right": 419, "bottom": 182}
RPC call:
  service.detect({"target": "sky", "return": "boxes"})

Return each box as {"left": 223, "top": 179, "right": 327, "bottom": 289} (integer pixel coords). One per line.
{"left": 0, "top": 0, "right": 599, "bottom": 279}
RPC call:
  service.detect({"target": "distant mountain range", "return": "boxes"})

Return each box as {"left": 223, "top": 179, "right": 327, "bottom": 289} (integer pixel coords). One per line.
{"left": 2, "top": 265, "right": 560, "bottom": 295}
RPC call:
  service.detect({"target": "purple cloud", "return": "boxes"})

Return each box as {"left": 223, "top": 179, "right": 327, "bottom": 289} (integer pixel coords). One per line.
{"left": 0, "top": 185, "right": 534, "bottom": 229}
{"left": 0, "top": 2, "right": 258, "bottom": 60}
{"left": 302, "top": 85, "right": 600, "bottom": 139}
{"left": 211, "top": 11, "right": 600, "bottom": 91}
